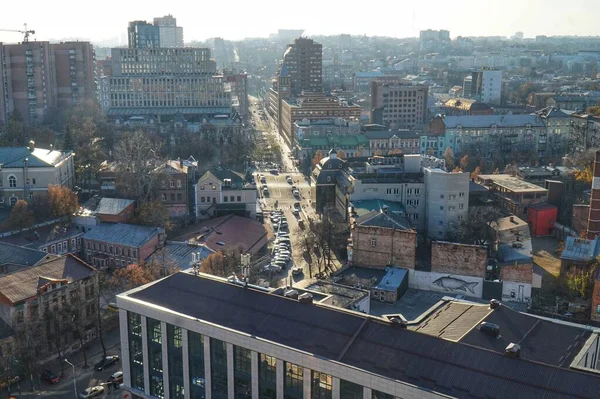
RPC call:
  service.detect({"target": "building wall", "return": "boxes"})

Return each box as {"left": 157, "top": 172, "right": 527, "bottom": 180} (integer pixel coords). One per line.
{"left": 83, "top": 234, "right": 159, "bottom": 268}
{"left": 52, "top": 42, "right": 96, "bottom": 108}
{"left": 371, "top": 82, "right": 428, "bottom": 130}
{"left": 352, "top": 224, "right": 416, "bottom": 269}
{"left": 97, "top": 202, "right": 135, "bottom": 223}
{"left": 424, "top": 169, "right": 470, "bottom": 239}
{"left": 431, "top": 242, "right": 487, "bottom": 278}
{"left": 194, "top": 175, "right": 257, "bottom": 217}
{"left": 592, "top": 279, "right": 600, "bottom": 322}
{"left": 408, "top": 269, "right": 484, "bottom": 298}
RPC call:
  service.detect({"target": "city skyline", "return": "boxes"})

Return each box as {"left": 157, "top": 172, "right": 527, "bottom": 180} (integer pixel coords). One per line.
{"left": 1, "top": 0, "right": 599, "bottom": 44}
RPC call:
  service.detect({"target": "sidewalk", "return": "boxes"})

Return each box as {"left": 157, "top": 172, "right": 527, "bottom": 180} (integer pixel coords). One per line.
{"left": 55, "top": 328, "right": 122, "bottom": 376}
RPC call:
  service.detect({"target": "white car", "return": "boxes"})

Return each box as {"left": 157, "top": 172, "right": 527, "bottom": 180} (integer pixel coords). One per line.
{"left": 292, "top": 189, "right": 300, "bottom": 197}
{"left": 79, "top": 386, "right": 105, "bottom": 398}
{"left": 286, "top": 176, "right": 293, "bottom": 184}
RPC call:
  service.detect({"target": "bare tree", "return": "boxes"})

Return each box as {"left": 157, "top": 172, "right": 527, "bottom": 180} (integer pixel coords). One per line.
{"left": 449, "top": 206, "right": 504, "bottom": 245}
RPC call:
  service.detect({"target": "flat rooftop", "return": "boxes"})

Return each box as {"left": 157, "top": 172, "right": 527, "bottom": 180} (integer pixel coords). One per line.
{"left": 121, "top": 272, "right": 600, "bottom": 399}
{"left": 478, "top": 174, "right": 548, "bottom": 193}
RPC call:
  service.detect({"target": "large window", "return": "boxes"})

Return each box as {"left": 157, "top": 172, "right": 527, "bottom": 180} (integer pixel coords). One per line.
{"left": 372, "top": 391, "right": 394, "bottom": 399}
{"left": 128, "top": 312, "right": 144, "bottom": 392}
{"left": 284, "top": 362, "right": 303, "bottom": 399}
{"left": 167, "top": 325, "right": 184, "bottom": 399}
{"left": 234, "top": 346, "right": 252, "bottom": 399}
{"left": 210, "top": 338, "right": 228, "bottom": 399}
{"left": 340, "top": 379, "right": 362, "bottom": 399}
{"left": 188, "top": 331, "right": 206, "bottom": 399}
{"left": 259, "top": 354, "right": 277, "bottom": 399}
{"left": 311, "top": 371, "right": 332, "bottom": 399}
{"left": 147, "top": 318, "right": 164, "bottom": 398}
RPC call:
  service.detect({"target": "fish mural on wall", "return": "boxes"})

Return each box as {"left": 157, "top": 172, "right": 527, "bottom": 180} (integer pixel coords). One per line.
{"left": 432, "top": 276, "right": 479, "bottom": 294}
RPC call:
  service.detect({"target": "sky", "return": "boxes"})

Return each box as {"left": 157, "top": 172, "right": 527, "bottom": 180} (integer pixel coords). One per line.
{"left": 0, "top": 0, "right": 598, "bottom": 44}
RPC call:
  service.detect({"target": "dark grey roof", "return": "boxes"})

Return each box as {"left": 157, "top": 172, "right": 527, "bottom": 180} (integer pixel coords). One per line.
{"left": 146, "top": 242, "right": 214, "bottom": 270}
{"left": 95, "top": 198, "right": 135, "bottom": 215}
{"left": 199, "top": 168, "right": 254, "bottom": 190}
{"left": 0, "top": 242, "right": 51, "bottom": 266}
{"left": 0, "top": 146, "right": 72, "bottom": 168}
{"left": 443, "top": 115, "right": 545, "bottom": 128}
{"left": 355, "top": 210, "right": 412, "bottom": 230}
{"left": 82, "top": 223, "right": 163, "bottom": 247}
{"left": 128, "top": 273, "right": 600, "bottom": 399}
{"left": 0, "top": 223, "right": 83, "bottom": 249}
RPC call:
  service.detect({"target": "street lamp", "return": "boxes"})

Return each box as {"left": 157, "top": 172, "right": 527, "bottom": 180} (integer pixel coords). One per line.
{"left": 64, "top": 358, "right": 77, "bottom": 399}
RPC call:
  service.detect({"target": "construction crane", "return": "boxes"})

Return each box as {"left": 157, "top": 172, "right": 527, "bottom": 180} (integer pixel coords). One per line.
{"left": 0, "top": 24, "right": 35, "bottom": 43}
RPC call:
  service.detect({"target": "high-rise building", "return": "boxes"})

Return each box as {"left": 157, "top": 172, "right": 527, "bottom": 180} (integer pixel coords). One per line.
{"left": 281, "top": 37, "right": 322, "bottom": 95}
{"left": 0, "top": 41, "right": 96, "bottom": 125}
{"left": 153, "top": 14, "right": 184, "bottom": 48}
{"left": 128, "top": 21, "right": 161, "bottom": 49}
{"left": 463, "top": 68, "right": 502, "bottom": 105}
{"left": 371, "top": 80, "right": 429, "bottom": 130}
{"left": 419, "top": 29, "right": 451, "bottom": 51}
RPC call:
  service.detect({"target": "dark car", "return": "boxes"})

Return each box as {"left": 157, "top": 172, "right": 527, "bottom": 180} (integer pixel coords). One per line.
{"left": 41, "top": 369, "right": 60, "bottom": 384}
{"left": 94, "top": 355, "right": 120, "bottom": 371}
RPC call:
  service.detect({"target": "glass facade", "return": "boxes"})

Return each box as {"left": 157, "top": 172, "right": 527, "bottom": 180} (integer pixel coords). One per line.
{"left": 188, "top": 331, "right": 206, "bottom": 399}
{"left": 147, "top": 318, "right": 164, "bottom": 398}
{"left": 210, "top": 338, "right": 228, "bottom": 399}
{"left": 167, "top": 325, "right": 184, "bottom": 399}
{"left": 234, "top": 346, "right": 252, "bottom": 399}
{"left": 340, "top": 379, "right": 362, "bottom": 399}
{"left": 128, "top": 312, "right": 145, "bottom": 392}
{"left": 372, "top": 391, "right": 394, "bottom": 399}
{"left": 311, "top": 371, "right": 332, "bottom": 399}
{"left": 284, "top": 362, "right": 304, "bottom": 399}
{"left": 259, "top": 354, "right": 277, "bottom": 399}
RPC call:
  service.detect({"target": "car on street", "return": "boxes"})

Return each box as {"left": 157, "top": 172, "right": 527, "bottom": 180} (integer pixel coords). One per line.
{"left": 293, "top": 189, "right": 300, "bottom": 197}
{"left": 94, "top": 355, "right": 120, "bottom": 371}
{"left": 270, "top": 169, "right": 279, "bottom": 175}
{"left": 108, "top": 371, "right": 124, "bottom": 385}
{"left": 292, "top": 208, "right": 300, "bottom": 216}
{"left": 79, "top": 386, "right": 105, "bottom": 398}
{"left": 41, "top": 369, "right": 60, "bottom": 384}
{"left": 273, "top": 260, "right": 288, "bottom": 268}
{"left": 262, "top": 187, "right": 269, "bottom": 195}
{"left": 286, "top": 176, "right": 293, "bottom": 184}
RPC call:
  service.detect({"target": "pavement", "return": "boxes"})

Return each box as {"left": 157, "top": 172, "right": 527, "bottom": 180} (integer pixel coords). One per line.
{"left": 4, "top": 328, "right": 122, "bottom": 399}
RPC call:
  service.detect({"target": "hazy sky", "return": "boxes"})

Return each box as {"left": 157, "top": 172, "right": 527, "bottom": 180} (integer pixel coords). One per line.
{"left": 0, "top": 0, "right": 598, "bottom": 44}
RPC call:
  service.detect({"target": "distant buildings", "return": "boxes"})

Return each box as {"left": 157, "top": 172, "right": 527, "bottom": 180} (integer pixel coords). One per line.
{"left": 463, "top": 68, "right": 502, "bottom": 105}
{"left": 281, "top": 38, "right": 323, "bottom": 95}
{"left": 370, "top": 81, "right": 429, "bottom": 130}
{"left": 127, "top": 21, "right": 160, "bottom": 49}
{"left": 153, "top": 14, "right": 184, "bottom": 48}
{"left": 419, "top": 29, "right": 450, "bottom": 51}
{"left": 0, "top": 41, "right": 96, "bottom": 125}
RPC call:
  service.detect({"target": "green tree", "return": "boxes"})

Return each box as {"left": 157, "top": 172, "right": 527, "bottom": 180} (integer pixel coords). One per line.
{"left": 0, "top": 111, "right": 26, "bottom": 147}
{"left": 449, "top": 206, "right": 504, "bottom": 245}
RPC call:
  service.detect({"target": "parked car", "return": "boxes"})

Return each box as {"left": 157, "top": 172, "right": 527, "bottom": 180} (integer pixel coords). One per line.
{"left": 108, "top": 371, "right": 124, "bottom": 385}
{"left": 94, "top": 355, "right": 120, "bottom": 371}
{"left": 41, "top": 369, "right": 60, "bottom": 384}
{"left": 292, "top": 189, "right": 300, "bottom": 197}
{"left": 79, "top": 386, "right": 105, "bottom": 399}
{"left": 292, "top": 208, "right": 300, "bottom": 216}
{"left": 273, "top": 260, "right": 288, "bottom": 267}
{"left": 286, "top": 176, "right": 293, "bottom": 184}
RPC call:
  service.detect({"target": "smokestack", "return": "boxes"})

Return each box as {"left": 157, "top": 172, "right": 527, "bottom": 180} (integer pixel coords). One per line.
{"left": 587, "top": 151, "right": 600, "bottom": 239}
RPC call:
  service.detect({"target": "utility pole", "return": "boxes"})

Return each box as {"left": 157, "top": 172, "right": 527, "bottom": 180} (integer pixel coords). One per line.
{"left": 64, "top": 358, "right": 77, "bottom": 399}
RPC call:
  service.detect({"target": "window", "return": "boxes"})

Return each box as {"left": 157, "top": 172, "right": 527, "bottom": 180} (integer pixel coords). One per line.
{"left": 311, "top": 371, "right": 332, "bottom": 399}
{"left": 177, "top": 193, "right": 182, "bottom": 201}
{"left": 327, "top": 176, "right": 331, "bottom": 182}
{"left": 371, "top": 238, "right": 377, "bottom": 247}
{"left": 234, "top": 346, "right": 252, "bottom": 399}
{"left": 439, "top": 206, "right": 444, "bottom": 210}
{"left": 459, "top": 203, "right": 464, "bottom": 209}
{"left": 167, "top": 325, "right": 184, "bottom": 399}
{"left": 201, "top": 197, "right": 205, "bottom": 203}
{"left": 459, "top": 192, "right": 465, "bottom": 197}
{"left": 440, "top": 194, "right": 444, "bottom": 199}
{"left": 161, "top": 180, "right": 166, "bottom": 188}
{"left": 237, "top": 196, "right": 241, "bottom": 202}
{"left": 259, "top": 354, "right": 277, "bottom": 399}
{"left": 340, "top": 379, "right": 363, "bottom": 399}
{"left": 170, "top": 180, "right": 175, "bottom": 188}
{"left": 8, "top": 175, "right": 16, "bottom": 188}
{"left": 170, "top": 194, "right": 175, "bottom": 201}
{"left": 224, "top": 196, "right": 228, "bottom": 202}
{"left": 147, "top": 318, "right": 163, "bottom": 398}
{"left": 230, "top": 196, "right": 234, "bottom": 202}
{"left": 161, "top": 194, "right": 167, "bottom": 201}
{"left": 189, "top": 332, "right": 206, "bottom": 399}
{"left": 176, "top": 180, "right": 182, "bottom": 188}
{"left": 211, "top": 339, "right": 228, "bottom": 399}
{"left": 285, "top": 362, "right": 303, "bottom": 399}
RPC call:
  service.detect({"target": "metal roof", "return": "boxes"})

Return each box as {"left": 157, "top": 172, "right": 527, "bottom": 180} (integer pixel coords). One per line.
{"left": 561, "top": 236, "right": 599, "bottom": 262}
{"left": 82, "top": 223, "right": 164, "bottom": 247}
{"left": 373, "top": 267, "right": 408, "bottom": 292}
{"left": 147, "top": 241, "right": 214, "bottom": 270}
{"left": 0, "top": 242, "right": 50, "bottom": 267}
{"left": 443, "top": 114, "right": 545, "bottom": 128}
{"left": 95, "top": 198, "right": 135, "bottom": 216}
{"left": 355, "top": 210, "right": 412, "bottom": 231}
{"left": 0, "top": 146, "right": 72, "bottom": 168}
{"left": 125, "top": 273, "right": 600, "bottom": 399}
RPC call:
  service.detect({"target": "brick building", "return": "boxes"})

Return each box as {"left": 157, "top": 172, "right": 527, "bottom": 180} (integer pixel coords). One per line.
{"left": 154, "top": 161, "right": 189, "bottom": 218}
{"left": 431, "top": 241, "right": 487, "bottom": 278}
{"left": 82, "top": 223, "right": 165, "bottom": 268}
{"left": 350, "top": 207, "right": 416, "bottom": 269}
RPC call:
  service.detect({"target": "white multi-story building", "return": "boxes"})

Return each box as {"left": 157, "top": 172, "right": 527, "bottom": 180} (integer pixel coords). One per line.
{"left": 424, "top": 168, "right": 470, "bottom": 240}
{"left": 463, "top": 68, "right": 502, "bottom": 105}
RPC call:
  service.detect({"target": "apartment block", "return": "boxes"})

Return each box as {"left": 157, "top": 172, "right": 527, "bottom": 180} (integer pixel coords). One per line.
{"left": 128, "top": 21, "right": 160, "bottom": 49}
{"left": 463, "top": 68, "right": 502, "bottom": 105}
{"left": 371, "top": 81, "right": 428, "bottom": 130}
{"left": 282, "top": 38, "right": 322, "bottom": 95}
{"left": 153, "top": 15, "right": 184, "bottom": 48}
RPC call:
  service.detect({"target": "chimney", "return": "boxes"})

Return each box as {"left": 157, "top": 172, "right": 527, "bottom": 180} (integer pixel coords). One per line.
{"left": 382, "top": 205, "right": 389, "bottom": 214}
{"left": 587, "top": 150, "right": 600, "bottom": 239}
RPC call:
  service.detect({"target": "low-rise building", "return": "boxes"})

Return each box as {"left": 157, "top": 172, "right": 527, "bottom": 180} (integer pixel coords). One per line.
{"left": 154, "top": 161, "right": 189, "bottom": 218}
{"left": 442, "top": 98, "right": 493, "bottom": 116}
{"left": 364, "top": 130, "right": 420, "bottom": 155}
{"left": 297, "top": 134, "right": 370, "bottom": 161}
{"left": 476, "top": 174, "right": 548, "bottom": 218}
{"left": 0, "top": 242, "right": 53, "bottom": 274}
{"left": 0, "top": 222, "right": 84, "bottom": 256}
{"left": 82, "top": 223, "right": 165, "bottom": 268}
{"left": 194, "top": 168, "right": 257, "bottom": 219}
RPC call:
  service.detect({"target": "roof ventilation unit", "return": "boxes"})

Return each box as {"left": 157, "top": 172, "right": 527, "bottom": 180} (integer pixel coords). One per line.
{"left": 504, "top": 343, "right": 521, "bottom": 358}
{"left": 490, "top": 299, "right": 501, "bottom": 309}
{"left": 479, "top": 322, "right": 500, "bottom": 338}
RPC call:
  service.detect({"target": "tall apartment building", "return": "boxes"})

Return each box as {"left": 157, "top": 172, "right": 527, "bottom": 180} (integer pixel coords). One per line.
{"left": 371, "top": 81, "right": 428, "bottom": 130}
{"left": 128, "top": 21, "right": 161, "bottom": 49}
{"left": 0, "top": 41, "right": 96, "bottom": 125}
{"left": 153, "top": 15, "right": 184, "bottom": 48}
{"left": 463, "top": 68, "right": 502, "bottom": 105}
{"left": 424, "top": 168, "right": 470, "bottom": 239}
{"left": 419, "top": 29, "right": 450, "bottom": 51}
{"left": 282, "top": 37, "right": 322, "bottom": 95}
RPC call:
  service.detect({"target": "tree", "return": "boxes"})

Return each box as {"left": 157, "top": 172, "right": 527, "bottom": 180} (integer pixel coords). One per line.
{"left": 312, "top": 150, "right": 324, "bottom": 168}
{"left": 6, "top": 200, "right": 34, "bottom": 231}
{"left": 44, "top": 305, "right": 72, "bottom": 376}
{"left": 47, "top": 184, "right": 79, "bottom": 219}
{"left": 71, "top": 119, "right": 104, "bottom": 193}
{"left": 450, "top": 206, "right": 504, "bottom": 245}
{"left": 110, "top": 262, "right": 166, "bottom": 292}
{"left": 132, "top": 200, "right": 173, "bottom": 231}
{"left": 504, "top": 164, "right": 519, "bottom": 176}
{"left": 0, "top": 111, "right": 26, "bottom": 147}
{"left": 444, "top": 147, "right": 455, "bottom": 170}
{"left": 200, "top": 247, "right": 243, "bottom": 277}
{"left": 567, "top": 149, "right": 595, "bottom": 185}
{"left": 336, "top": 149, "right": 347, "bottom": 159}
{"left": 459, "top": 155, "right": 469, "bottom": 171}
{"left": 566, "top": 269, "right": 594, "bottom": 299}
{"left": 296, "top": 226, "right": 317, "bottom": 278}
{"left": 471, "top": 166, "right": 482, "bottom": 179}
{"left": 586, "top": 106, "right": 600, "bottom": 117}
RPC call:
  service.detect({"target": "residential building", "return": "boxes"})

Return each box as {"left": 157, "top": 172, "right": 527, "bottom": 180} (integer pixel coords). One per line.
{"left": 476, "top": 174, "right": 548, "bottom": 218}
{"left": 364, "top": 130, "right": 420, "bottom": 155}
{"left": 424, "top": 168, "right": 470, "bottom": 239}
{"left": 128, "top": 21, "right": 160, "bottom": 49}
{"left": 224, "top": 71, "right": 248, "bottom": 120}
{"left": 153, "top": 15, "right": 184, "bottom": 48}
{"left": 352, "top": 71, "right": 383, "bottom": 93}
{"left": 0, "top": 242, "right": 53, "bottom": 274}
{"left": 294, "top": 118, "right": 361, "bottom": 140}
{"left": 0, "top": 41, "right": 96, "bottom": 125}
{"left": 418, "top": 131, "right": 446, "bottom": 157}
{"left": 311, "top": 150, "right": 347, "bottom": 213}
{"left": 547, "top": 94, "right": 600, "bottom": 111}
{"left": 462, "top": 68, "right": 502, "bottom": 105}
{"left": 297, "top": 134, "right": 370, "bottom": 161}
{"left": 442, "top": 98, "right": 493, "bottom": 116}
{"left": 0, "top": 143, "right": 75, "bottom": 205}
{"left": 82, "top": 223, "right": 166, "bottom": 268}
{"left": 155, "top": 161, "right": 189, "bottom": 218}
{"left": 431, "top": 114, "right": 548, "bottom": 160}
{"left": 280, "top": 92, "right": 361, "bottom": 146}
{"left": 0, "top": 255, "right": 99, "bottom": 355}
{"left": 323, "top": 64, "right": 354, "bottom": 90}
{"left": 281, "top": 37, "right": 322, "bottom": 95}
{"left": 370, "top": 81, "right": 428, "bottom": 130}
{"left": 0, "top": 222, "right": 84, "bottom": 255}
{"left": 116, "top": 271, "right": 600, "bottom": 399}
{"left": 350, "top": 208, "right": 416, "bottom": 269}
{"left": 570, "top": 112, "right": 600, "bottom": 153}
{"left": 194, "top": 168, "right": 257, "bottom": 219}
{"left": 419, "top": 29, "right": 451, "bottom": 51}
{"left": 536, "top": 107, "right": 574, "bottom": 157}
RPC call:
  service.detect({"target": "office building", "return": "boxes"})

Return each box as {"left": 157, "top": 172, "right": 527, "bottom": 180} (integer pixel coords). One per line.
{"left": 128, "top": 21, "right": 161, "bottom": 49}
{"left": 281, "top": 38, "right": 322, "bottom": 96}
{"left": 371, "top": 81, "right": 428, "bottom": 130}
{"left": 153, "top": 15, "right": 184, "bottom": 48}
{"left": 116, "top": 271, "right": 600, "bottom": 399}
{"left": 0, "top": 41, "right": 96, "bottom": 125}
{"left": 462, "top": 68, "right": 502, "bottom": 105}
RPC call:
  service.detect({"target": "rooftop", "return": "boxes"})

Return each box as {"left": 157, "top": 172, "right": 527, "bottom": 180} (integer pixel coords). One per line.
{"left": 82, "top": 223, "right": 164, "bottom": 248}
{"left": 198, "top": 168, "right": 254, "bottom": 190}
{"left": 289, "top": 280, "right": 370, "bottom": 310}
{"left": 442, "top": 114, "right": 545, "bottom": 128}
{"left": 364, "top": 130, "right": 419, "bottom": 140}
{"left": 0, "top": 255, "right": 95, "bottom": 304}
{"left": 95, "top": 198, "right": 135, "bottom": 216}
{"left": 0, "top": 242, "right": 52, "bottom": 267}
{"left": 477, "top": 174, "right": 548, "bottom": 193}
{"left": 355, "top": 209, "right": 413, "bottom": 231}
{"left": 0, "top": 222, "right": 83, "bottom": 249}
{"left": 373, "top": 267, "right": 408, "bottom": 292}
{"left": 121, "top": 273, "right": 600, "bottom": 399}
{"left": 0, "top": 146, "right": 72, "bottom": 168}
{"left": 146, "top": 241, "right": 215, "bottom": 270}
{"left": 350, "top": 200, "right": 407, "bottom": 218}
{"left": 561, "top": 236, "right": 599, "bottom": 263}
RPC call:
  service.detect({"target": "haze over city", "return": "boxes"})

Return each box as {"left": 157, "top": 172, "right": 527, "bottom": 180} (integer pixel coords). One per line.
{"left": 1, "top": 0, "right": 600, "bottom": 43}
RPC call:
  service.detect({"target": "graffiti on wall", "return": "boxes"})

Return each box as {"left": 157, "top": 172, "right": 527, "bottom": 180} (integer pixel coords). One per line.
{"left": 502, "top": 281, "right": 532, "bottom": 303}
{"left": 408, "top": 270, "right": 484, "bottom": 298}
{"left": 432, "top": 276, "right": 479, "bottom": 294}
